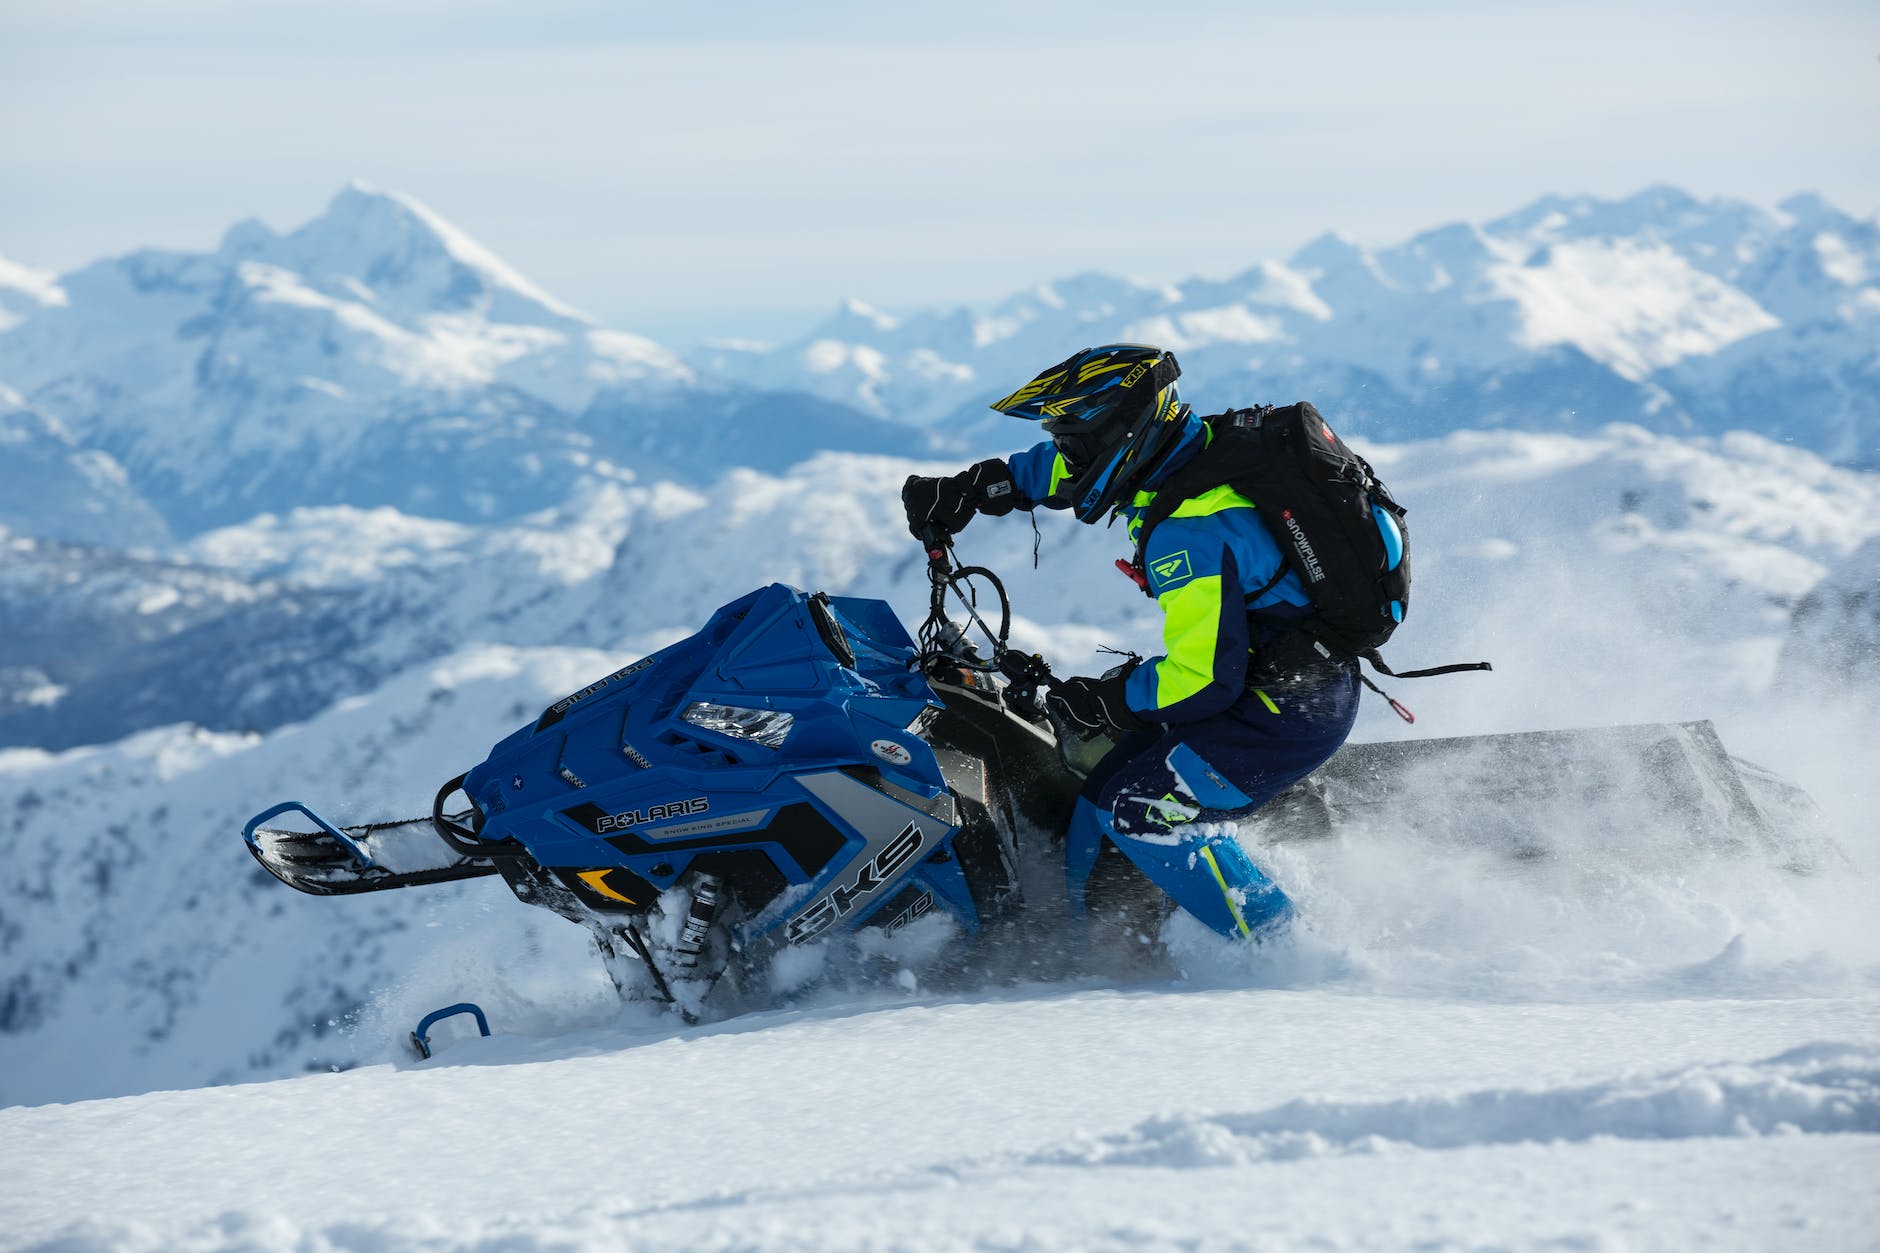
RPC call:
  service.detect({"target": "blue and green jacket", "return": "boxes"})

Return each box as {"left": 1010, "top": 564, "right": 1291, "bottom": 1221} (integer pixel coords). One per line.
{"left": 1007, "top": 430, "right": 1313, "bottom": 723}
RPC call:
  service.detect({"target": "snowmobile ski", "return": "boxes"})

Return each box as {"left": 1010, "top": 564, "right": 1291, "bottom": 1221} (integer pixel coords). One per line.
{"left": 243, "top": 800, "right": 502, "bottom": 895}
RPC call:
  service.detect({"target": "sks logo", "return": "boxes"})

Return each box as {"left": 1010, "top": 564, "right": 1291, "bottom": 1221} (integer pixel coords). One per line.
{"left": 1281, "top": 510, "right": 1327, "bottom": 583}
{"left": 594, "top": 797, "right": 708, "bottom": 833}
{"left": 786, "top": 822, "right": 925, "bottom": 944}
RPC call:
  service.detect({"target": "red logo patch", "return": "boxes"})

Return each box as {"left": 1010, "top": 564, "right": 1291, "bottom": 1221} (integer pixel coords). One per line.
{"left": 1321, "top": 422, "right": 1336, "bottom": 443}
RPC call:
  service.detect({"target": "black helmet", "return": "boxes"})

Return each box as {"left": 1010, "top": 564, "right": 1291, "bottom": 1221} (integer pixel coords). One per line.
{"left": 990, "top": 344, "right": 1187, "bottom": 523}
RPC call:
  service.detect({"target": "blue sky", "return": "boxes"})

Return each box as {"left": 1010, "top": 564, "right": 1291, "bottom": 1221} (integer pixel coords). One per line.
{"left": 3, "top": 0, "right": 1875, "bottom": 345}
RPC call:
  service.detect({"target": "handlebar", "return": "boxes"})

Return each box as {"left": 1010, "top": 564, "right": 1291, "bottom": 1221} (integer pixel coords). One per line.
{"left": 913, "top": 529, "right": 1048, "bottom": 696}
{"left": 912, "top": 531, "right": 1115, "bottom": 768}
{"left": 919, "top": 524, "right": 952, "bottom": 563}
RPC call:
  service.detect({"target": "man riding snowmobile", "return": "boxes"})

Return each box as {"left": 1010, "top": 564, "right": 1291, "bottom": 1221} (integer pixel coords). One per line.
{"left": 902, "top": 344, "right": 1360, "bottom": 940}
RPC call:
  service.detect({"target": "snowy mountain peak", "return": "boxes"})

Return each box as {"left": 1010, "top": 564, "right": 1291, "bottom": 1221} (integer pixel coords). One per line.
{"left": 1614, "top": 183, "right": 1704, "bottom": 220}
{"left": 1776, "top": 191, "right": 1858, "bottom": 230}
{"left": 216, "top": 216, "right": 278, "bottom": 259}
{"left": 1485, "top": 187, "right": 1786, "bottom": 271}
{"left": 272, "top": 182, "right": 591, "bottom": 327}
{"left": 1489, "top": 238, "right": 1780, "bottom": 380}
{"left": 1726, "top": 199, "right": 1880, "bottom": 328}
{"left": 0, "top": 185, "right": 754, "bottom": 534}
{"left": 1022, "top": 271, "right": 1167, "bottom": 315}
{"left": 1374, "top": 222, "right": 1507, "bottom": 293}
{"left": 691, "top": 185, "right": 1876, "bottom": 464}
{"left": 1490, "top": 186, "right": 1710, "bottom": 243}
{"left": 1191, "top": 259, "right": 1335, "bottom": 322}
{"left": 1484, "top": 192, "right": 1599, "bottom": 237}
{"left": 835, "top": 297, "right": 899, "bottom": 333}
{"left": 1287, "top": 231, "right": 1370, "bottom": 276}
{"left": 0, "top": 255, "right": 68, "bottom": 332}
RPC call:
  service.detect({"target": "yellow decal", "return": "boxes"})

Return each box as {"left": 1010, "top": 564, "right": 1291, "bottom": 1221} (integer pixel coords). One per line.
{"left": 578, "top": 869, "right": 637, "bottom": 905}
{"left": 1198, "top": 844, "right": 1253, "bottom": 937}
{"left": 994, "top": 369, "right": 1067, "bottom": 410}
{"left": 1077, "top": 358, "right": 1137, "bottom": 384}
{"left": 1145, "top": 792, "right": 1199, "bottom": 827}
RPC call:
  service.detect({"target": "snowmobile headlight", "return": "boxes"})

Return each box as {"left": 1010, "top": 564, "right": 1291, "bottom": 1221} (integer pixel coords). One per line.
{"left": 681, "top": 702, "right": 794, "bottom": 749}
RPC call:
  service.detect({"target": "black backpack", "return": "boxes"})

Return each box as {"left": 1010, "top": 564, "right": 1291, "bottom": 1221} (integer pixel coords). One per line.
{"left": 1129, "top": 402, "right": 1487, "bottom": 713}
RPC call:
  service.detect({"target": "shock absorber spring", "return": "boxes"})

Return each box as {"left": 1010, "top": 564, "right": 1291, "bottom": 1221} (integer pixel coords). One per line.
{"left": 672, "top": 873, "right": 722, "bottom": 970}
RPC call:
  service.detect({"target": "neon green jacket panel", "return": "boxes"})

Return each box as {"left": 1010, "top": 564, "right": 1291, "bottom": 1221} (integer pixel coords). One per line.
{"left": 1120, "top": 487, "right": 1262, "bottom": 720}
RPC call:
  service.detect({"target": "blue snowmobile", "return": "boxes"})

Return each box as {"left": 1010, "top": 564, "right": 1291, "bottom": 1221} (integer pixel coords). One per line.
{"left": 245, "top": 537, "right": 1190, "bottom": 1009}
{"left": 245, "top": 533, "right": 1839, "bottom": 1011}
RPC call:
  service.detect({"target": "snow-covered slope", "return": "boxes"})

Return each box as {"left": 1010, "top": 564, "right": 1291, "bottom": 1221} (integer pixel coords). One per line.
{"left": 10, "top": 424, "right": 1874, "bottom": 751}
{"left": 4, "top": 615, "right": 1876, "bottom": 1104}
{"left": 0, "top": 646, "right": 614, "bottom": 1108}
{"left": 0, "top": 436, "right": 1871, "bottom": 1253}
{"left": 1777, "top": 537, "right": 1880, "bottom": 696}
{"left": 0, "top": 480, "right": 648, "bottom": 750}
{"left": 0, "top": 390, "right": 169, "bottom": 548}
{"left": 0, "top": 185, "right": 919, "bottom": 535}
{"left": 3, "top": 1001, "right": 1876, "bottom": 1251}
{"left": 3, "top": 425, "right": 1877, "bottom": 1113}
{"left": 2, "top": 639, "right": 1876, "bottom": 1243}
{"left": 699, "top": 187, "right": 1880, "bottom": 466}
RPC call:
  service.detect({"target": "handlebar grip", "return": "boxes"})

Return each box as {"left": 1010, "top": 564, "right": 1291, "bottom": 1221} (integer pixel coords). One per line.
{"left": 999, "top": 650, "right": 1052, "bottom": 684}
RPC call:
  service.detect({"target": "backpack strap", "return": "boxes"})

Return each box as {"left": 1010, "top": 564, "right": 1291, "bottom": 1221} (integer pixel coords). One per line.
{"left": 1128, "top": 409, "right": 1253, "bottom": 579}
{"left": 1353, "top": 649, "right": 1495, "bottom": 725}
{"left": 1362, "top": 650, "right": 1494, "bottom": 680}
{"left": 1129, "top": 409, "right": 1494, "bottom": 699}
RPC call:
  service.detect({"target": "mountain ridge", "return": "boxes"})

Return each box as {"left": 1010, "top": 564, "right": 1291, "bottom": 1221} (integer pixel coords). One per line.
{"left": 0, "top": 185, "right": 920, "bottom": 539}
{"left": 697, "top": 185, "right": 1879, "bottom": 465}
{"left": 3, "top": 182, "right": 1873, "bottom": 550}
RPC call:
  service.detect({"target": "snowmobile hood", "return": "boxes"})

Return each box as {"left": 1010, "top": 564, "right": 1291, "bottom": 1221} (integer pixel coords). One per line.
{"left": 455, "top": 583, "right": 967, "bottom": 945}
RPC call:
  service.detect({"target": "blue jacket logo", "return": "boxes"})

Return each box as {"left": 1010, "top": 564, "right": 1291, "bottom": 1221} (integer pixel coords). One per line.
{"left": 1149, "top": 549, "right": 1194, "bottom": 592}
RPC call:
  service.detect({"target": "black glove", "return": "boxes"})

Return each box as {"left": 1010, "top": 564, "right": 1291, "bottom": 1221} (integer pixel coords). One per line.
{"left": 1046, "top": 663, "right": 1147, "bottom": 741}
{"left": 902, "top": 458, "right": 1018, "bottom": 539}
